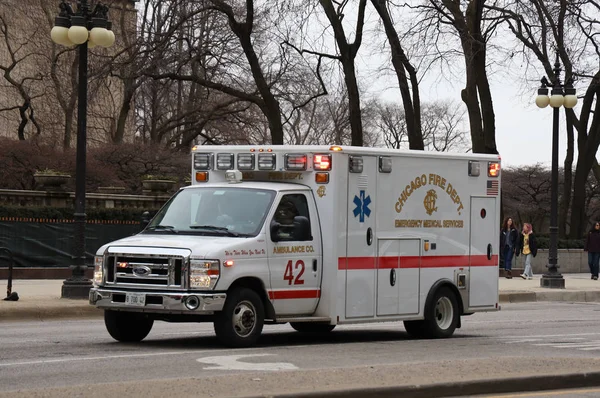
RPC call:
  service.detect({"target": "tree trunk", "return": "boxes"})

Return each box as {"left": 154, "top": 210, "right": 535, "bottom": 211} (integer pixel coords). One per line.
{"left": 342, "top": 58, "right": 363, "bottom": 147}
{"left": 370, "top": 0, "right": 423, "bottom": 150}
{"left": 17, "top": 101, "right": 29, "bottom": 141}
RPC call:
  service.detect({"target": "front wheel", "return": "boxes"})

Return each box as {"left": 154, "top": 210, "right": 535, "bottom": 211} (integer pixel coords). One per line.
{"left": 104, "top": 310, "right": 154, "bottom": 342}
{"left": 290, "top": 322, "right": 336, "bottom": 333}
{"left": 422, "top": 287, "right": 459, "bottom": 339}
{"left": 214, "top": 288, "right": 264, "bottom": 348}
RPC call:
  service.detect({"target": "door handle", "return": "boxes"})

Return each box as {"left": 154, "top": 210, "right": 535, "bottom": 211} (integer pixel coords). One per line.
{"left": 313, "top": 259, "right": 317, "bottom": 272}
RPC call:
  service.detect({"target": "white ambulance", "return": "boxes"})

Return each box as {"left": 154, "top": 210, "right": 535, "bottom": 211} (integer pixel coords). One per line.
{"left": 89, "top": 145, "right": 501, "bottom": 347}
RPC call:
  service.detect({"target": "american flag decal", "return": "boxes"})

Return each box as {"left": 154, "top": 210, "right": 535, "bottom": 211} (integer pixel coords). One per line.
{"left": 487, "top": 180, "right": 499, "bottom": 195}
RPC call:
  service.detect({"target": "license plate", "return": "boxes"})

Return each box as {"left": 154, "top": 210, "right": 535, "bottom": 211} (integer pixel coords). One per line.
{"left": 125, "top": 292, "right": 146, "bottom": 306}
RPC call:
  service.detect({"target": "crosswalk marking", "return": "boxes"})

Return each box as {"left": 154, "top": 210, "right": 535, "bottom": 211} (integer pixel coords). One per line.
{"left": 504, "top": 335, "right": 600, "bottom": 352}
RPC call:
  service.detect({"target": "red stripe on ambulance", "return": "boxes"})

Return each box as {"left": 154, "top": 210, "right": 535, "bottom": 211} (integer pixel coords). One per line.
{"left": 338, "top": 255, "right": 498, "bottom": 270}
{"left": 268, "top": 289, "right": 321, "bottom": 300}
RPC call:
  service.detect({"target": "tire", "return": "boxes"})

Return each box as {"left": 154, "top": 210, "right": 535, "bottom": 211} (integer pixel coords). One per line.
{"left": 290, "top": 322, "right": 336, "bottom": 333}
{"left": 214, "top": 288, "right": 264, "bottom": 348}
{"left": 104, "top": 310, "right": 154, "bottom": 342}
{"left": 403, "top": 320, "right": 426, "bottom": 338}
{"left": 421, "top": 287, "right": 460, "bottom": 339}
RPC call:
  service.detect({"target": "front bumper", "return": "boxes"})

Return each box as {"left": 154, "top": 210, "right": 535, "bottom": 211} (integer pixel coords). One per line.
{"left": 89, "top": 287, "right": 226, "bottom": 314}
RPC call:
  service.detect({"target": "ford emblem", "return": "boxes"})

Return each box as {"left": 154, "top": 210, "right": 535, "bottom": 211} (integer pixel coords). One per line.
{"left": 133, "top": 266, "right": 152, "bottom": 277}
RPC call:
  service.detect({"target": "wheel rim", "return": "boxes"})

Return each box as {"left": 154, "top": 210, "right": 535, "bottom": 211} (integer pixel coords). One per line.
{"left": 232, "top": 300, "right": 257, "bottom": 338}
{"left": 435, "top": 296, "right": 453, "bottom": 330}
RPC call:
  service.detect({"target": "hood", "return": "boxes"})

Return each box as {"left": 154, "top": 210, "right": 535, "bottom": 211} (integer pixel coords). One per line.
{"left": 96, "top": 233, "right": 262, "bottom": 258}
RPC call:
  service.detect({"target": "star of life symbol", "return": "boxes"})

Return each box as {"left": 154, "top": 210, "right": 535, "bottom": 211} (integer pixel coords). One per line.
{"left": 353, "top": 190, "right": 371, "bottom": 223}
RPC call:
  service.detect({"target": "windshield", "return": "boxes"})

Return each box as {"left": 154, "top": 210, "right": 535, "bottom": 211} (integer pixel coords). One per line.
{"left": 144, "top": 187, "right": 276, "bottom": 237}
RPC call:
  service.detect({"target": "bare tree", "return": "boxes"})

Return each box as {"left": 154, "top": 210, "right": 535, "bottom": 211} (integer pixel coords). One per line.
{"left": 0, "top": 13, "right": 44, "bottom": 140}
{"left": 409, "top": 0, "right": 500, "bottom": 154}
{"left": 494, "top": 0, "right": 600, "bottom": 238}
{"left": 376, "top": 100, "right": 469, "bottom": 151}
{"left": 370, "top": 0, "right": 424, "bottom": 149}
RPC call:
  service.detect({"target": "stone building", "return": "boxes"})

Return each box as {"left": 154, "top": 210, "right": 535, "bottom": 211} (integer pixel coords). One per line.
{"left": 0, "top": 0, "right": 137, "bottom": 147}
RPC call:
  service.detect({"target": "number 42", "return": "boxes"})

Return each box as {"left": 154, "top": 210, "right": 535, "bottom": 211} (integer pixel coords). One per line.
{"left": 283, "top": 260, "right": 305, "bottom": 285}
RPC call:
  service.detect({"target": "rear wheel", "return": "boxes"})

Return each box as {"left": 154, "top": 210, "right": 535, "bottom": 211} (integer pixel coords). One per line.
{"left": 421, "top": 287, "right": 459, "bottom": 338}
{"left": 104, "top": 310, "right": 154, "bottom": 342}
{"left": 214, "top": 288, "right": 264, "bottom": 348}
{"left": 290, "top": 322, "right": 335, "bottom": 333}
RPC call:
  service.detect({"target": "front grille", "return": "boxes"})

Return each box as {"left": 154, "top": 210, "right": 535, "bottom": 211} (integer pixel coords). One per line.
{"left": 106, "top": 255, "right": 184, "bottom": 289}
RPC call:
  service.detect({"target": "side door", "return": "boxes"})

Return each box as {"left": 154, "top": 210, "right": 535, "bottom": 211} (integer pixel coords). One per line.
{"left": 345, "top": 155, "right": 377, "bottom": 318}
{"left": 267, "top": 192, "right": 323, "bottom": 316}
{"left": 469, "top": 197, "right": 498, "bottom": 307}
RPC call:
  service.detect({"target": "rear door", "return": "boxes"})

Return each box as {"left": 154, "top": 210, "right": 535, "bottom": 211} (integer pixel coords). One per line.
{"left": 469, "top": 197, "right": 498, "bottom": 307}
{"left": 345, "top": 155, "right": 377, "bottom": 318}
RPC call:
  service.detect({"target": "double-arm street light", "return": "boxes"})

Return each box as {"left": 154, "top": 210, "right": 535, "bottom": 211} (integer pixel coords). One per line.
{"left": 51, "top": 0, "right": 115, "bottom": 298}
{"left": 535, "top": 52, "right": 577, "bottom": 289}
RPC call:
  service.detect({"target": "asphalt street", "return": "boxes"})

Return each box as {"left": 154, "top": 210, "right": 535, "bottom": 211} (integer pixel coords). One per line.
{"left": 2, "top": 302, "right": 600, "bottom": 397}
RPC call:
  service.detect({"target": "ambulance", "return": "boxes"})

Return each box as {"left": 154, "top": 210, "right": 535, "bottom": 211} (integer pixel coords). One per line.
{"left": 89, "top": 145, "right": 501, "bottom": 348}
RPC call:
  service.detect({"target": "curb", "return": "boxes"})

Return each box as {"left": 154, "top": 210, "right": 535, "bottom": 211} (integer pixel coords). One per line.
{"left": 0, "top": 301, "right": 102, "bottom": 321}
{"left": 251, "top": 371, "right": 600, "bottom": 398}
{"left": 499, "top": 290, "right": 600, "bottom": 303}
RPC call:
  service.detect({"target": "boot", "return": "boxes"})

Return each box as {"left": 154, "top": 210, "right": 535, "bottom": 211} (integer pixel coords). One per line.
{"left": 505, "top": 270, "right": 512, "bottom": 279}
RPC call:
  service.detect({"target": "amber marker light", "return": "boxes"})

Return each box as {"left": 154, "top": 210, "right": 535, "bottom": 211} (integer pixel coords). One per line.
{"left": 195, "top": 172, "right": 209, "bottom": 182}
{"left": 315, "top": 173, "right": 329, "bottom": 184}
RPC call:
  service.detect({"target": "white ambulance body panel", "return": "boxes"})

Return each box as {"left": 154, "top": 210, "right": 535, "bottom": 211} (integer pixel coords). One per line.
{"left": 91, "top": 145, "right": 500, "bottom": 348}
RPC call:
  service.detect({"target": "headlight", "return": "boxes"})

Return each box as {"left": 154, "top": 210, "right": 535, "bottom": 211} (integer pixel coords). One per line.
{"left": 189, "top": 259, "right": 220, "bottom": 289}
{"left": 94, "top": 256, "right": 103, "bottom": 286}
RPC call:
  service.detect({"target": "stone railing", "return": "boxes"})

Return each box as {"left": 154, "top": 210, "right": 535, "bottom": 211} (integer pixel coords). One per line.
{"left": 0, "top": 189, "right": 171, "bottom": 210}
{"left": 511, "top": 249, "right": 589, "bottom": 274}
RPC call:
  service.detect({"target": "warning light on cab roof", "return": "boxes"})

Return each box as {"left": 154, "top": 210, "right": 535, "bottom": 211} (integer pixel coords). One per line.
{"left": 329, "top": 145, "right": 343, "bottom": 151}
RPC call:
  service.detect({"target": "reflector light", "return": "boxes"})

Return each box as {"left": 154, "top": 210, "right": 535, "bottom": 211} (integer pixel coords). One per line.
{"left": 258, "top": 153, "right": 276, "bottom": 170}
{"left": 315, "top": 172, "right": 329, "bottom": 184}
{"left": 329, "top": 146, "right": 343, "bottom": 151}
{"left": 216, "top": 153, "right": 234, "bottom": 170}
{"left": 195, "top": 172, "right": 208, "bottom": 182}
{"left": 379, "top": 156, "right": 392, "bottom": 173}
{"left": 194, "top": 153, "right": 213, "bottom": 170}
{"left": 313, "top": 154, "right": 332, "bottom": 171}
{"left": 349, "top": 156, "right": 363, "bottom": 173}
{"left": 285, "top": 154, "right": 307, "bottom": 171}
{"left": 224, "top": 260, "right": 234, "bottom": 267}
{"left": 469, "top": 161, "right": 481, "bottom": 176}
{"left": 237, "top": 153, "right": 255, "bottom": 170}
{"left": 488, "top": 162, "right": 500, "bottom": 177}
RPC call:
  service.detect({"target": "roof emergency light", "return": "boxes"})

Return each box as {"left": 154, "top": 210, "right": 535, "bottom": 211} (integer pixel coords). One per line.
{"left": 468, "top": 161, "right": 481, "bottom": 176}
{"left": 349, "top": 156, "right": 363, "bottom": 173}
{"left": 216, "top": 153, "right": 234, "bottom": 170}
{"left": 258, "top": 153, "right": 276, "bottom": 170}
{"left": 488, "top": 162, "right": 500, "bottom": 177}
{"left": 237, "top": 153, "right": 255, "bottom": 170}
{"left": 225, "top": 170, "right": 243, "bottom": 183}
{"left": 313, "top": 154, "right": 332, "bottom": 171}
{"left": 379, "top": 156, "right": 392, "bottom": 173}
{"left": 194, "top": 153, "right": 213, "bottom": 170}
{"left": 285, "top": 154, "right": 307, "bottom": 171}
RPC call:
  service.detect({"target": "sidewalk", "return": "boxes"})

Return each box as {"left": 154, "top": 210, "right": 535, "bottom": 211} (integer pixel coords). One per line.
{"left": 1, "top": 274, "right": 599, "bottom": 322}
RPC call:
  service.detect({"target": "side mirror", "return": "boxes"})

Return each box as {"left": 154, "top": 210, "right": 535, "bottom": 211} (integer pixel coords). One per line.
{"left": 293, "top": 216, "right": 311, "bottom": 241}
{"left": 270, "top": 220, "right": 281, "bottom": 242}
{"left": 141, "top": 211, "right": 151, "bottom": 231}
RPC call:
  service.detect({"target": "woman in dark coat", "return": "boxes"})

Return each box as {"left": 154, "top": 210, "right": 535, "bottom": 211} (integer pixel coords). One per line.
{"left": 500, "top": 217, "right": 518, "bottom": 278}
{"left": 584, "top": 221, "right": 600, "bottom": 280}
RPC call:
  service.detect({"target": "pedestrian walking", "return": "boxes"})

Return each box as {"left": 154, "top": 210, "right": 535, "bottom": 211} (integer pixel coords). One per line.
{"left": 500, "top": 217, "right": 518, "bottom": 279}
{"left": 584, "top": 221, "right": 600, "bottom": 280}
{"left": 516, "top": 223, "right": 537, "bottom": 280}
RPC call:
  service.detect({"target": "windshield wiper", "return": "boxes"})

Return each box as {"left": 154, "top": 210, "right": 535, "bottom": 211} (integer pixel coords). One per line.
{"left": 145, "top": 225, "right": 178, "bottom": 234}
{"left": 189, "top": 225, "right": 248, "bottom": 237}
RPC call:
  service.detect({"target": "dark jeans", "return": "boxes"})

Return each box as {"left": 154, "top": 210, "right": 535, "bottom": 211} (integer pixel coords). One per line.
{"left": 588, "top": 252, "right": 600, "bottom": 277}
{"left": 502, "top": 245, "right": 514, "bottom": 270}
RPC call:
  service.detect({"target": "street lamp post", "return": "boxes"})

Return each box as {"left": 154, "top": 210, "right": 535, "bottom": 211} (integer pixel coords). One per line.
{"left": 51, "top": 0, "right": 115, "bottom": 298}
{"left": 535, "top": 52, "right": 577, "bottom": 289}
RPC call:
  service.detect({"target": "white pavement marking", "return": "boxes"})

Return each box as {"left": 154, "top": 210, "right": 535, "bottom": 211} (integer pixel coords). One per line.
{"left": 0, "top": 349, "right": 247, "bottom": 368}
{"left": 196, "top": 354, "right": 298, "bottom": 371}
